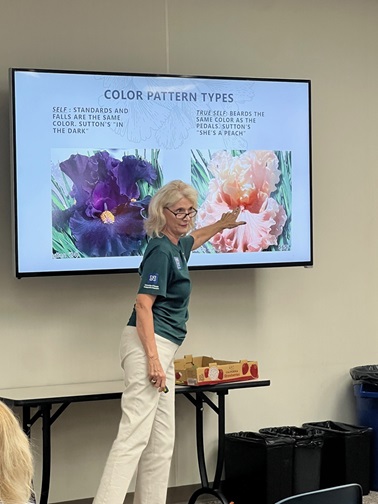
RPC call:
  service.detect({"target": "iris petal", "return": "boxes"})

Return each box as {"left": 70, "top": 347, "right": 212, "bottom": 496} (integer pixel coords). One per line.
{"left": 60, "top": 154, "right": 100, "bottom": 206}
{"left": 114, "top": 155, "right": 158, "bottom": 199}
{"left": 70, "top": 211, "right": 144, "bottom": 257}
{"left": 90, "top": 179, "right": 126, "bottom": 214}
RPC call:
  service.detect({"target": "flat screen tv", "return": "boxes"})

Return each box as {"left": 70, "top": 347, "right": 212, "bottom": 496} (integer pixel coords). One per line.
{"left": 10, "top": 68, "right": 312, "bottom": 278}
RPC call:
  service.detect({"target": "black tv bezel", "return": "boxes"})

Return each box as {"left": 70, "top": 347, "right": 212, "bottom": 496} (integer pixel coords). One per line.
{"left": 10, "top": 68, "right": 313, "bottom": 278}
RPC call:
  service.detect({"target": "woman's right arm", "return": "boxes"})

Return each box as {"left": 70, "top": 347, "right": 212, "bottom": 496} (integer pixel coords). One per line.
{"left": 135, "top": 293, "right": 166, "bottom": 391}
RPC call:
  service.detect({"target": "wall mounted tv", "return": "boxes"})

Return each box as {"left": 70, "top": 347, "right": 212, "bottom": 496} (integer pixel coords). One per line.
{"left": 10, "top": 68, "right": 312, "bottom": 278}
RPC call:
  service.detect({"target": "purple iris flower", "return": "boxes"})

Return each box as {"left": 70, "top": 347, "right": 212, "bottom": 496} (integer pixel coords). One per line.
{"left": 55, "top": 151, "right": 157, "bottom": 257}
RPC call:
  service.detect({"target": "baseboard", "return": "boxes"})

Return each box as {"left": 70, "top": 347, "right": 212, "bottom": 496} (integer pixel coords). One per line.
{"left": 56, "top": 483, "right": 204, "bottom": 504}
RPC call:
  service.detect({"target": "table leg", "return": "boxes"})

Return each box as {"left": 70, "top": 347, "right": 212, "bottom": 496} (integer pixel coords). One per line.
{"left": 186, "top": 390, "right": 229, "bottom": 504}
{"left": 213, "top": 392, "right": 226, "bottom": 490}
{"left": 22, "top": 402, "right": 71, "bottom": 504}
{"left": 23, "top": 405, "right": 31, "bottom": 436}
{"left": 195, "top": 391, "right": 209, "bottom": 487}
{"left": 40, "top": 403, "right": 52, "bottom": 504}
{"left": 22, "top": 406, "right": 37, "bottom": 503}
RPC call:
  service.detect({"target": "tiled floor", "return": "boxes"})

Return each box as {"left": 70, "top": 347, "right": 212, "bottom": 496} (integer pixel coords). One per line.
{"left": 364, "top": 491, "right": 378, "bottom": 504}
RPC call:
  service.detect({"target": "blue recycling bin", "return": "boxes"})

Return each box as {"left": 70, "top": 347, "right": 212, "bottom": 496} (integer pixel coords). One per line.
{"left": 353, "top": 383, "right": 378, "bottom": 490}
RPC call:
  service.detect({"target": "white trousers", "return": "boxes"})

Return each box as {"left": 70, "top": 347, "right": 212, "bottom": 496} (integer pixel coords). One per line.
{"left": 93, "top": 326, "right": 178, "bottom": 504}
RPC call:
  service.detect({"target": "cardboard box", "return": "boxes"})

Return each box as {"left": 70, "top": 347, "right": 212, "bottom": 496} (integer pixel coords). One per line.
{"left": 174, "top": 354, "right": 259, "bottom": 386}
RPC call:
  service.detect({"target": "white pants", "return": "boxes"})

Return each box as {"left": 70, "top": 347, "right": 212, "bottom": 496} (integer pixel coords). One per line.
{"left": 93, "top": 326, "right": 178, "bottom": 504}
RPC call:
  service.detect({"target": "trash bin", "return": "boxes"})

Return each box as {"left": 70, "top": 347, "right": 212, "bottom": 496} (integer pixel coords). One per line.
{"left": 259, "top": 426, "right": 323, "bottom": 495}
{"left": 351, "top": 365, "right": 378, "bottom": 386}
{"left": 351, "top": 364, "right": 378, "bottom": 491}
{"left": 352, "top": 383, "right": 378, "bottom": 491}
{"left": 224, "top": 431, "right": 294, "bottom": 504}
{"left": 302, "top": 420, "right": 372, "bottom": 495}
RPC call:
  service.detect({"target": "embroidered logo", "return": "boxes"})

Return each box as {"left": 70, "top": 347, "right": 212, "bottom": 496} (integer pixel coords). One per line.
{"left": 143, "top": 273, "right": 159, "bottom": 290}
{"left": 148, "top": 273, "right": 159, "bottom": 284}
{"left": 174, "top": 256, "right": 182, "bottom": 270}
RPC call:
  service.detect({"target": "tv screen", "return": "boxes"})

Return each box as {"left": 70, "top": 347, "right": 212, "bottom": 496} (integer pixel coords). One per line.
{"left": 10, "top": 68, "right": 312, "bottom": 278}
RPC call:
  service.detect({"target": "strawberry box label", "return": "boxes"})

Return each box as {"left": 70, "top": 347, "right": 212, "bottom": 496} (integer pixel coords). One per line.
{"left": 174, "top": 355, "right": 259, "bottom": 386}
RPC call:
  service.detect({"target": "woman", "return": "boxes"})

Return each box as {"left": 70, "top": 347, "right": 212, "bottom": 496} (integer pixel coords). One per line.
{"left": 0, "top": 401, "right": 34, "bottom": 504}
{"left": 94, "top": 180, "right": 245, "bottom": 504}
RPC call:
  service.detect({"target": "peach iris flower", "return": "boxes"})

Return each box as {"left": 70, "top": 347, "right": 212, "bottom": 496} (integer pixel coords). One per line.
{"left": 196, "top": 150, "right": 287, "bottom": 253}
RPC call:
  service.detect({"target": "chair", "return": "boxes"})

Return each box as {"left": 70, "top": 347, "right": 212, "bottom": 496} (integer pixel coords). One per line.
{"left": 275, "top": 484, "right": 363, "bottom": 504}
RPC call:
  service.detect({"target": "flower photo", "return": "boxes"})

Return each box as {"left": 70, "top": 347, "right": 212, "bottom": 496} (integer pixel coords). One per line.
{"left": 191, "top": 149, "right": 291, "bottom": 253}
{"left": 52, "top": 149, "right": 163, "bottom": 258}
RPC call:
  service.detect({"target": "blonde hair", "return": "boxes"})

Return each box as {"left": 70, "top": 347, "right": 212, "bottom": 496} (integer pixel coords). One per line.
{"left": 0, "top": 401, "right": 34, "bottom": 504}
{"left": 144, "top": 180, "right": 198, "bottom": 237}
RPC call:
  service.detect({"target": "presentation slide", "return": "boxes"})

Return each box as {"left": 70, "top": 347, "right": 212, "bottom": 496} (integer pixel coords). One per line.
{"left": 11, "top": 70, "right": 312, "bottom": 277}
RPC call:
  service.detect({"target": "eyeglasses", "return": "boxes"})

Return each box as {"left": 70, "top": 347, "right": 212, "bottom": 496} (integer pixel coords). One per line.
{"left": 165, "top": 207, "right": 198, "bottom": 220}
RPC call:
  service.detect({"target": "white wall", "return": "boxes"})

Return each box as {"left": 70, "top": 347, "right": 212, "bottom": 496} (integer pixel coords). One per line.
{"left": 1, "top": 0, "right": 378, "bottom": 501}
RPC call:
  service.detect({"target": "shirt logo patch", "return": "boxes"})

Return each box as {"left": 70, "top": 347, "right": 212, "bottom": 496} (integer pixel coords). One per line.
{"left": 174, "top": 256, "right": 182, "bottom": 270}
{"left": 143, "top": 273, "right": 159, "bottom": 290}
{"left": 147, "top": 273, "right": 159, "bottom": 284}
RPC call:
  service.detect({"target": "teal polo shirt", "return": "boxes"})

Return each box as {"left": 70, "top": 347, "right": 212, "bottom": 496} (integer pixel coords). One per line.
{"left": 128, "top": 234, "right": 194, "bottom": 345}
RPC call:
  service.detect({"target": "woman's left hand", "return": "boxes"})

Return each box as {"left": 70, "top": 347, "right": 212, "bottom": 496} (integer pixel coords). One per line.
{"left": 148, "top": 355, "right": 167, "bottom": 392}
